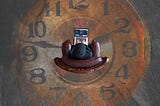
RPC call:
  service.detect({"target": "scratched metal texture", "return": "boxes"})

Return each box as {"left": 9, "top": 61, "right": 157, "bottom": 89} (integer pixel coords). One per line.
{"left": 0, "top": 0, "right": 160, "bottom": 106}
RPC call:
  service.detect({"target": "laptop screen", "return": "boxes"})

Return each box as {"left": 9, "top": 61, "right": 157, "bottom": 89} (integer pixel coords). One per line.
{"left": 74, "top": 28, "right": 89, "bottom": 45}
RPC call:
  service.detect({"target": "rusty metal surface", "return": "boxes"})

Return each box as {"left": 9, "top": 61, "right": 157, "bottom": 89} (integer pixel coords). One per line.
{"left": 0, "top": 0, "right": 160, "bottom": 106}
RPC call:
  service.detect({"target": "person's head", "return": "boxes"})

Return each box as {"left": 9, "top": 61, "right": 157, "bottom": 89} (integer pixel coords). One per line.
{"left": 73, "top": 43, "right": 86, "bottom": 59}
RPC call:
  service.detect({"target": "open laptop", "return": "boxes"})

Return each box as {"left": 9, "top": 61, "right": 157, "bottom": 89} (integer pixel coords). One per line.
{"left": 73, "top": 28, "right": 89, "bottom": 45}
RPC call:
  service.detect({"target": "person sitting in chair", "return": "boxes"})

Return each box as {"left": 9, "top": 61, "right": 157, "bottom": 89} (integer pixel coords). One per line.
{"left": 68, "top": 28, "right": 94, "bottom": 60}
{"left": 54, "top": 28, "right": 108, "bottom": 71}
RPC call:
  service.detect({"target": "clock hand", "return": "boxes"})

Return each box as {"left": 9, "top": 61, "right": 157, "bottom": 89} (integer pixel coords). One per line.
{"left": 20, "top": 40, "right": 61, "bottom": 48}
{"left": 94, "top": 18, "right": 131, "bottom": 43}
{"left": 94, "top": 31, "right": 115, "bottom": 43}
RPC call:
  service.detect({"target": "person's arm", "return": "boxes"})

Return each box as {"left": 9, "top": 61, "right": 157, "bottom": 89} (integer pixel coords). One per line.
{"left": 68, "top": 45, "right": 76, "bottom": 58}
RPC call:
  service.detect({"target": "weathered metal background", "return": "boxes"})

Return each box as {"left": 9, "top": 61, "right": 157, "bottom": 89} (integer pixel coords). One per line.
{"left": 0, "top": 0, "right": 160, "bottom": 106}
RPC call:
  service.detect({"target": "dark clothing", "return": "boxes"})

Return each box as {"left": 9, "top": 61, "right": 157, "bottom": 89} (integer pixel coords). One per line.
{"left": 69, "top": 43, "right": 93, "bottom": 60}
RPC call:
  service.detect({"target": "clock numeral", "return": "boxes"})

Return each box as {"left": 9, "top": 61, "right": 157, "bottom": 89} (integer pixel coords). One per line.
{"left": 122, "top": 41, "right": 137, "bottom": 57}
{"left": 45, "top": 0, "right": 89, "bottom": 17}
{"left": 49, "top": 87, "right": 90, "bottom": 106}
{"left": 69, "top": 0, "right": 89, "bottom": 9}
{"left": 22, "top": 46, "right": 38, "bottom": 62}
{"left": 75, "top": 92, "right": 90, "bottom": 106}
{"left": 30, "top": 68, "right": 46, "bottom": 84}
{"left": 45, "top": 1, "right": 61, "bottom": 16}
{"left": 74, "top": 0, "right": 89, "bottom": 9}
{"left": 104, "top": 0, "right": 108, "bottom": 15}
{"left": 49, "top": 87, "right": 66, "bottom": 105}
{"left": 115, "top": 64, "right": 129, "bottom": 79}
{"left": 44, "top": 0, "right": 109, "bottom": 16}
{"left": 29, "top": 21, "right": 46, "bottom": 38}
{"left": 69, "top": 0, "right": 74, "bottom": 8}
{"left": 49, "top": 85, "right": 117, "bottom": 105}
{"left": 45, "top": 2, "right": 50, "bottom": 16}
{"left": 100, "top": 83, "right": 116, "bottom": 100}
{"left": 56, "top": 1, "right": 61, "bottom": 16}
{"left": 94, "top": 18, "right": 131, "bottom": 43}
{"left": 114, "top": 18, "right": 131, "bottom": 34}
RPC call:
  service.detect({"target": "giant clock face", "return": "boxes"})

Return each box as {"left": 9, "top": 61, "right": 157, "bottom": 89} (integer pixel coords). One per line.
{"left": 11, "top": 0, "right": 151, "bottom": 106}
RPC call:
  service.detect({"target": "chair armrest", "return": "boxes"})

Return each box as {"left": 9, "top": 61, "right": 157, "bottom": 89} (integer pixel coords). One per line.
{"left": 62, "top": 40, "right": 71, "bottom": 56}
{"left": 90, "top": 40, "right": 100, "bottom": 57}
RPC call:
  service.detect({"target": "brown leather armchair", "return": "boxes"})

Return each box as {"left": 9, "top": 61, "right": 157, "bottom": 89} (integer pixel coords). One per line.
{"left": 54, "top": 40, "right": 108, "bottom": 73}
